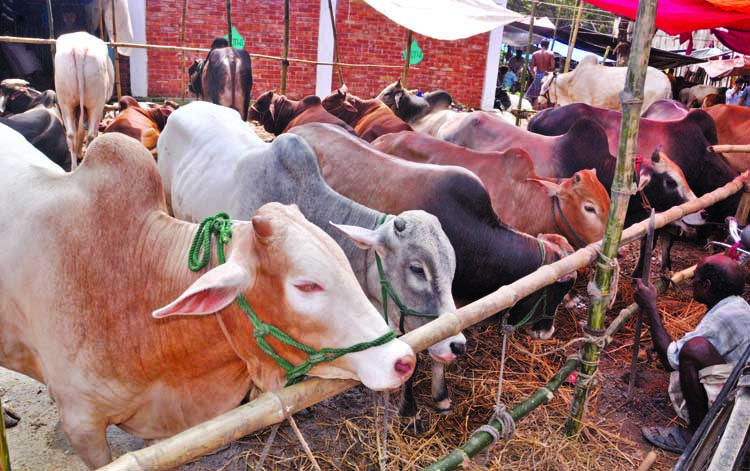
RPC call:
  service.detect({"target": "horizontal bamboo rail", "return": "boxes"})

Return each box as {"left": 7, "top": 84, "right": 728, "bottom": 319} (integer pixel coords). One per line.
{"left": 709, "top": 145, "right": 750, "bottom": 154}
{"left": 0, "top": 36, "right": 406, "bottom": 69}
{"left": 96, "top": 171, "right": 749, "bottom": 471}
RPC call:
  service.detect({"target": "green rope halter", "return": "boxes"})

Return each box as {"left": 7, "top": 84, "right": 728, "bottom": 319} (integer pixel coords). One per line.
{"left": 189, "top": 212, "right": 397, "bottom": 386}
{"left": 374, "top": 214, "right": 439, "bottom": 334}
{"left": 508, "top": 238, "right": 554, "bottom": 330}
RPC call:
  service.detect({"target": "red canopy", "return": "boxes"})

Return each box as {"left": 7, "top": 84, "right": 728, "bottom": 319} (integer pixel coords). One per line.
{"left": 584, "top": 0, "right": 750, "bottom": 35}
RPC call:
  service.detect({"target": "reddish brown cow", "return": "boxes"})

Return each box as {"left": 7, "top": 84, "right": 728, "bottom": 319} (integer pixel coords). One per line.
{"left": 372, "top": 131, "right": 610, "bottom": 249}
{"left": 102, "top": 96, "right": 176, "bottom": 158}
{"left": 247, "top": 91, "right": 355, "bottom": 135}
{"left": 321, "top": 86, "right": 412, "bottom": 142}
{"left": 704, "top": 105, "right": 750, "bottom": 172}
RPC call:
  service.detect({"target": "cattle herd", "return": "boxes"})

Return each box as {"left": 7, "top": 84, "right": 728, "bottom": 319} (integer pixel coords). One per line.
{"left": 0, "top": 31, "right": 748, "bottom": 468}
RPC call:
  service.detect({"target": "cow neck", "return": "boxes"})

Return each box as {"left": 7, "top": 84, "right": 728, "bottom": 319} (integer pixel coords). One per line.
{"left": 552, "top": 195, "right": 588, "bottom": 249}
{"left": 189, "top": 212, "right": 397, "bottom": 386}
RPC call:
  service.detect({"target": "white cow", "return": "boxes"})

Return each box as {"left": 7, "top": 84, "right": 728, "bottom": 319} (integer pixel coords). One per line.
{"left": 540, "top": 55, "right": 672, "bottom": 113}
{"left": 54, "top": 32, "right": 114, "bottom": 169}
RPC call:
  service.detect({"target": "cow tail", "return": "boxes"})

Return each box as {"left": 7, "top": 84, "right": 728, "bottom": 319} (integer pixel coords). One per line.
{"left": 76, "top": 51, "right": 86, "bottom": 158}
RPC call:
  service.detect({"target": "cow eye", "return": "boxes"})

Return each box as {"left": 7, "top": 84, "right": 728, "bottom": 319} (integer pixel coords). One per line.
{"left": 294, "top": 282, "right": 324, "bottom": 293}
{"left": 665, "top": 179, "right": 678, "bottom": 189}
{"left": 409, "top": 264, "right": 425, "bottom": 276}
{"left": 584, "top": 204, "right": 597, "bottom": 214}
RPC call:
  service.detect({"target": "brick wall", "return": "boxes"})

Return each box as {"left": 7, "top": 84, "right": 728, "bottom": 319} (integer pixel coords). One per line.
{"left": 145, "top": 0, "right": 488, "bottom": 107}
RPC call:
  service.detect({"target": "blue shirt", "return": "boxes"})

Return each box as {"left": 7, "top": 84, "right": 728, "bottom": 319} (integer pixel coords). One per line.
{"left": 740, "top": 87, "right": 750, "bottom": 107}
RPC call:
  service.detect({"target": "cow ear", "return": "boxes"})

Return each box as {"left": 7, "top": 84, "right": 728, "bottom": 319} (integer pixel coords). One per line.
{"left": 527, "top": 177, "right": 561, "bottom": 196}
{"left": 338, "top": 85, "right": 348, "bottom": 96}
{"left": 152, "top": 261, "right": 252, "bottom": 318}
{"left": 637, "top": 168, "right": 652, "bottom": 192}
{"left": 330, "top": 222, "right": 385, "bottom": 253}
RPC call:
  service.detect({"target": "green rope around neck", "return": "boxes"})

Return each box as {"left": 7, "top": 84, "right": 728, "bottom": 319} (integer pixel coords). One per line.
{"left": 189, "top": 212, "right": 397, "bottom": 386}
{"left": 508, "top": 238, "right": 554, "bottom": 330}
{"left": 374, "top": 214, "right": 439, "bottom": 334}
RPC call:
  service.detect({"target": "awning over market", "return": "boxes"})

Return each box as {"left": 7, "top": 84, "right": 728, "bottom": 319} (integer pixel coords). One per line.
{"left": 360, "top": 0, "right": 523, "bottom": 40}
{"left": 698, "top": 54, "right": 750, "bottom": 78}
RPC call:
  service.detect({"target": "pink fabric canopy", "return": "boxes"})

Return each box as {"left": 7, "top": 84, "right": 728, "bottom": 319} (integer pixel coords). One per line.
{"left": 584, "top": 0, "right": 750, "bottom": 35}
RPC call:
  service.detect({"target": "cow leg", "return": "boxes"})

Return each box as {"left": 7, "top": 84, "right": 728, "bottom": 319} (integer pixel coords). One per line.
{"left": 59, "top": 104, "right": 79, "bottom": 170}
{"left": 85, "top": 105, "right": 100, "bottom": 160}
{"left": 399, "top": 374, "right": 418, "bottom": 417}
{"left": 431, "top": 361, "right": 452, "bottom": 413}
{"left": 58, "top": 405, "right": 111, "bottom": 468}
{"left": 659, "top": 231, "right": 675, "bottom": 273}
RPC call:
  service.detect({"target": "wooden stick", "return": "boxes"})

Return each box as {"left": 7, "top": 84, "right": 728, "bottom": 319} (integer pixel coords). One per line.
{"left": 564, "top": 0, "right": 584, "bottom": 73}
{"left": 708, "top": 144, "right": 750, "bottom": 154}
{"left": 46, "top": 0, "right": 55, "bottom": 69}
{"left": 99, "top": 0, "right": 104, "bottom": 40}
{"left": 516, "top": 2, "right": 537, "bottom": 127}
{"left": 180, "top": 0, "right": 187, "bottom": 100}
{"left": 111, "top": 0, "right": 121, "bottom": 100}
{"left": 280, "top": 0, "right": 290, "bottom": 95}
{"left": 226, "top": 0, "right": 232, "bottom": 45}
{"left": 96, "top": 173, "right": 748, "bottom": 471}
{"left": 327, "top": 0, "right": 345, "bottom": 86}
{"left": 0, "top": 394, "right": 10, "bottom": 471}
{"left": 735, "top": 186, "right": 750, "bottom": 225}
{"left": 402, "top": 30, "right": 413, "bottom": 89}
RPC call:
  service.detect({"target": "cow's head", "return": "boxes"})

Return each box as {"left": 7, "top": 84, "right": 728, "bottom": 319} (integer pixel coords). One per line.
{"left": 321, "top": 86, "right": 359, "bottom": 123}
{"left": 0, "top": 79, "right": 41, "bottom": 116}
{"left": 331, "top": 210, "right": 466, "bottom": 365}
{"left": 152, "top": 203, "right": 416, "bottom": 391}
{"left": 376, "top": 78, "right": 404, "bottom": 108}
{"left": 187, "top": 60, "right": 204, "bottom": 96}
{"left": 248, "top": 91, "right": 276, "bottom": 133}
{"left": 529, "top": 169, "right": 610, "bottom": 249}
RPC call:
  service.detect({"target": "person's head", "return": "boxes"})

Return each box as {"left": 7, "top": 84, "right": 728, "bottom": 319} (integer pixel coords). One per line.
{"left": 500, "top": 65, "right": 509, "bottom": 74}
{"left": 540, "top": 40, "right": 550, "bottom": 50}
{"left": 693, "top": 254, "right": 745, "bottom": 305}
{"left": 515, "top": 49, "right": 523, "bottom": 58}
{"left": 62, "top": 10, "right": 77, "bottom": 26}
{"left": 734, "top": 79, "right": 744, "bottom": 89}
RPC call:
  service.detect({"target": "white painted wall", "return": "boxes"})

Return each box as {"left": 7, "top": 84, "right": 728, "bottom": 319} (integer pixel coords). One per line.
{"left": 128, "top": 0, "right": 147, "bottom": 97}
{"left": 316, "top": 0, "right": 337, "bottom": 97}
{"left": 480, "top": 0, "right": 508, "bottom": 110}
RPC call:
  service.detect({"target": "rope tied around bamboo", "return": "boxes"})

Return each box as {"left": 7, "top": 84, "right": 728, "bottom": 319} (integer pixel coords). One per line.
{"left": 587, "top": 249, "right": 619, "bottom": 308}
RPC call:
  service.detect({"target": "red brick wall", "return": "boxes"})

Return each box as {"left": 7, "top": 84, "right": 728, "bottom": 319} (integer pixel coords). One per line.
{"left": 145, "top": 0, "right": 488, "bottom": 107}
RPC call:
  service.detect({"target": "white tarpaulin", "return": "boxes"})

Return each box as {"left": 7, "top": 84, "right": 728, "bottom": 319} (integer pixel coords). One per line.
{"left": 361, "top": 0, "right": 523, "bottom": 40}
{"left": 85, "top": 0, "right": 135, "bottom": 56}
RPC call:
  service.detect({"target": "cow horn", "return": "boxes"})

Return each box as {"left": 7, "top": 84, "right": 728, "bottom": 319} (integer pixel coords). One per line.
{"left": 650, "top": 146, "right": 663, "bottom": 163}
{"left": 252, "top": 215, "right": 274, "bottom": 241}
{"left": 393, "top": 217, "right": 407, "bottom": 232}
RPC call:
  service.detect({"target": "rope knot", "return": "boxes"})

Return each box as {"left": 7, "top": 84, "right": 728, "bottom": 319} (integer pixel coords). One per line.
{"left": 253, "top": 323, "right": 271, "bottom": 339}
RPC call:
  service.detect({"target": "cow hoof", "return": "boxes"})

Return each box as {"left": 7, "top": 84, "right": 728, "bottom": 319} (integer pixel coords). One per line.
{"left": 434, "top": 398, "right": 452, "bottom": 414}
{"left": 396, "top": 416, "right": 426, "bottom": 436}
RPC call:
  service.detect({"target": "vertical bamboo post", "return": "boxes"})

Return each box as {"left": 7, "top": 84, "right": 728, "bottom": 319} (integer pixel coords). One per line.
{"left": 327, "top": 0, "right": 344, "bottom": 87}
{"left": 515, "top": 2, "right": 537, "bottom": 127}
{"left": 99, "top": 0, "right": 104, "bottom": 40}
{"left": 0, "top": 396, "right": 10, "bottom": 471}
{"left": 226, "top": 0, "right": 232, "bottom": 45}
{"left": 402, "top": 30, "right": 413, "bottom": 89}
{"left": 565, "top": 0, "right": 659, "bottom": 437}
{"left": 564, "top": 0, "right": 584, "bottom": 73}
{"left": 46, "top": 0, "right": 55, "bottom": 65}
{"left": 734, "top": 183, "right": 750, "bottom": 225}
{"left": 180, "top": 0, "right": 187, "bottom": 100}
{"left": 111, "top": 0, "right": 121, "bottom": 100}
{"left": 550, "top": 4, "right": 562, "bottom": 51}
{"left": 280, "top": 0, "right": 290, "bottom": 95}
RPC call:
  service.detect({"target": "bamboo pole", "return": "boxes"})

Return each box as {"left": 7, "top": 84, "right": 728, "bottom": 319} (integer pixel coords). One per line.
{"left": 0, "top": 395, "right": 10, "bottom": 471}
{"left": 565, "top": 0, "right": 659, "bottom": 437}
{"left": 46, "top": 0, "right": 55, "bottom": 67}
{"left": 95, "top": 172, "right": 747, "bottom": 471}
{"left": 735, "top": 186, "right": 750, "bottom": 225}
{"left": 708, "top": 145, "right": 750, "bottom": 154}
{"left": 550, "top": 4, "right": 562, "bottom": 51}
{"left": 180, "top": 0, "right": 187, "bottom": 100}
{"left": 99, "top": 0, "right": 104, "bottom": 40}
{"left": 327, "top": 0, "right": 345, "bottom": 86}
{"left": 111, "top": 0, "right": 121, "bottom": 100}
{"left": 403, "top": 30, "right": 413, "bottom": 89}
{"left": 226, "top": 0, "right": 232, "bottom": 45}
{"left": 564, "top": 0, "right": 584, "bottom": 73}
{"left": 423, "top": 357, "right": 580, "bottom": 471}
{"left": 515, "top": 2, "right": 536, "bottom": 127}
{"left": 280, "top": 0, "right": 290, "bottom": 95}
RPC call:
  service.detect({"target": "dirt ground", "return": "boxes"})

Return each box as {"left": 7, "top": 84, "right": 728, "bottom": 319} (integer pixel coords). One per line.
{"left": 1, "top": 236, "right": 724, "bottom": 470}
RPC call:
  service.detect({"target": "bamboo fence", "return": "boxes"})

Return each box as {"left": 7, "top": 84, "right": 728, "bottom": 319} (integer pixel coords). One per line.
{"left": 96, "top": 172, "right": 750, "bottom": 471}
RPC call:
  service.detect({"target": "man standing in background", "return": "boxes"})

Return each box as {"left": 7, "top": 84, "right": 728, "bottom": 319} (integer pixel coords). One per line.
{"left": 525, "top": 40, "right": 556, "bottom": 110}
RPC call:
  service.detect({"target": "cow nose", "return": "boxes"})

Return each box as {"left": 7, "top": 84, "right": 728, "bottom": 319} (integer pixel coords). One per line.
{"left": 450, "top": 341, "right": 466, "bottom": 357}
{"left": 394, "top": 356, "right": 415, "bottom": 377}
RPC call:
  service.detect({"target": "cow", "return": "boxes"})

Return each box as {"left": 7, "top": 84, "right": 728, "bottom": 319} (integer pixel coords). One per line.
{"left": 437, "top": 111, "right": 702, "bottom": 229}
{"left": 641, "top": 99, "right": 689, "bottom": 120}
{"left": 0, "top": 125, "right": 415, "bottom": 468}
{"left": 372, "top": 131, "right": 610, "bottom": 249}
{"left": 0, "top": 92, "right": 71, "bottom": 170}
{"left": 101, "top": 95, "right": 177, "bottom": 158}
{"left": 54, "top": 32, "right": 115, "bottom": 170}
{"left": 0, "top": 78, "right": 42, "bottom": 116}
{"left": 539, "top": 55, "right": 672, "bottom": 112}
{"left": 188, "top": 37, "right": 253, "bottom": 120}
{"left": 321, "top": 85, "right": 413, "bottom": 142}
{"left": 678, "top": 84, "right": 726, "bottom": 108}
{"left": 247, "top": 90, "right": 355, "bottom": 135}
{"left": 704, "top": 105, "right": 750, "bottom": 173}
{"left": 289, "top": 122, "right": 577, "bottom": 343}
{"left": 376, "top": 78, "right": 453, "bottom": 123}
{"left": 158, "top": 102, "right": 465, "bottom": 416}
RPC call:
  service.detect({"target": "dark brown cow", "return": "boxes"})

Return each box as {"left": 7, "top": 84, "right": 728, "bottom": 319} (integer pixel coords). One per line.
{"left": 0, "top": 78, "right": 42, "bottom": 116}
{"left": 321, "top": 86, "right": 412, "bottom": 142}
{"left": 102, "top": 96, "right": 176, "bottom": 158}
{"left": 527, "top": 104, "right": 738, "bottom": 227}
{"left": 188, "top": 38, "right": 253, "bottom": 120}
{"left": 641, "top": 99, "right": 689, "bottom": 121}
{"left": 441, "top": 111, "right": 700, "bottom": 228}
{"left": 372, "top": 131, "right": 610, "bottom": 249}
{"left": 290, "top": 123, "right": 576, "bottom": 342}
{"left": 704, "top": 105, "right": 750, "bottom": 172}
{"left": 247, "top": 91, "right": 355, "bottom": 135}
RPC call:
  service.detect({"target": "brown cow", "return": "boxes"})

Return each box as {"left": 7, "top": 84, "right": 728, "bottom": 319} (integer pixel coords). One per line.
{"left": 102, "top": 96, "right": 177, "bottom": 158}
{"left": 248, "top": 91, "right": 355, "bottom": 135}
{"left": 0, "top": 127, "right": 415, "bottom": 467}
{"left": 372, "top": 131, "right": 610, "bottom": 249}
{"left": 321, "top": 85, "right": 412, "bottom": 141}
{"left": 704, "top": 105, "right": 750, "bottom": 172}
